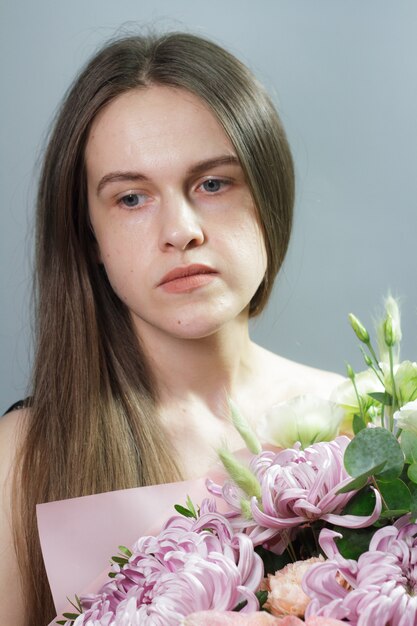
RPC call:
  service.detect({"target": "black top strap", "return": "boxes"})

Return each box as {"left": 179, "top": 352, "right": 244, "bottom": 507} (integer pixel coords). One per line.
{"left": 3, "top": 398, "right": 30, "bottom": 416}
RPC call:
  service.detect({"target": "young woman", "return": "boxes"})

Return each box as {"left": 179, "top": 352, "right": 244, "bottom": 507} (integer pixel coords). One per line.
{"left": 0, "top": 32, "right": 340, "bottom": 625}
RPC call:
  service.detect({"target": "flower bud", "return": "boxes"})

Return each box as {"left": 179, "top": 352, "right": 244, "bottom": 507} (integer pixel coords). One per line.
{"left": 348, "top": 313, "right": 370, "bottom": 344}
{"left": 384, "top": 313, "right": 395, "bottom": 347}
{"left": 346, "top": 363, "right": 355, "bottom": 380}
{"left": 360, "top": 347, "right": 373, "bottom": 367}
{"left": 377, "top": 296, "right": 402, "bottom": 363}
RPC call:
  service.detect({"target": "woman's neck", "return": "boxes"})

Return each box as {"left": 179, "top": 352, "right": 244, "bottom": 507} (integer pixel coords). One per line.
{"left": 134, "top": 311, "right": 256, "bottom": 416}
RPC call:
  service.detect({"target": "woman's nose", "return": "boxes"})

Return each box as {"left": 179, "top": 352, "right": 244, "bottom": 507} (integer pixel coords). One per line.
{"left": 158, "top": 195, "right": 205, "bottom": 251}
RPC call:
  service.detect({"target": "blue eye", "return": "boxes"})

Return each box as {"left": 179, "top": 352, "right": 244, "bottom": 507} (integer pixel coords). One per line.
{"left": 119, "top": 193, "right": 145, "bottom": 209}
{"left": 201, "top": 179, "right": 224, "bottom": 193}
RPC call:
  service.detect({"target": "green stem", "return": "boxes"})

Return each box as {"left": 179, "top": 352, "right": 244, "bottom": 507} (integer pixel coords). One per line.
{"left": 371, "top": 476, "right": 387, "bottom": 511}
{"left": 366, "top": 341, "right": 384, "bottom": 374}
{"left": 285, "top": 534, "right": 297, "bottom": 562}
{"left": 369, "top": 362, "right": 385, "bottom": 386}
{"left": 351, "top": 376, "right": 366, "bottom": 422}
{"left": 389, "top": 345, "right": 399, "bottom": 426}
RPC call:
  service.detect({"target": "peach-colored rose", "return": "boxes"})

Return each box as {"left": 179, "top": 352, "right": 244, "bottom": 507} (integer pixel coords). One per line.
{"left": 264, "top": 557, "right": 324, "bottom": 617}
{"left": 304, "top": 618, "right": 347, "bottom": 626}
{"left": 276, "top": 618, "right": 346, "bottom": 626}
{"left": 183, "top": 611, "right": 282, "bottom": 624}
{"left": 183, "top": 613, "right": 346, "bottom": 625}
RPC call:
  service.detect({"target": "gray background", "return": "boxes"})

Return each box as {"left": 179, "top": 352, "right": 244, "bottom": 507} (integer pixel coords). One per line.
{"left": 1, "top": 0, "right": 416, "bottom": 411}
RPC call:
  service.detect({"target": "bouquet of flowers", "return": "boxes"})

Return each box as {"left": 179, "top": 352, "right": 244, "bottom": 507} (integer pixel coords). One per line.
{"left": 54, "top": 297, "right": 417, "bottom": 626}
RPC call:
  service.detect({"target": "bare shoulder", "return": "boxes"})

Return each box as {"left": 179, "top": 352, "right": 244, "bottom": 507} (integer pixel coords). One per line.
{"left": 250, "top": 343, "right": 344, "bottom": 404}
{"left": 0, "top": 408, "right": 29, "bottom": 625}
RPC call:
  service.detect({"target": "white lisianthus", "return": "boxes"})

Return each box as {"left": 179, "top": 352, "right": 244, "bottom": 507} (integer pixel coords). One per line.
{"left": 394, "top": 361, "right": 417, "bottom": 404}
{"left": 330, "top": 369, "right": 384, "bottom": 421}
{"left": 394, "top": 400, "right": 417, "bottom": 435}
{"left": 257, "top": 394, "right": 344, "bottom": 449}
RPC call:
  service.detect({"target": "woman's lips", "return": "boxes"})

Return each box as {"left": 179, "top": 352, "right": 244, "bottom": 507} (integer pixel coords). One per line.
{"left": 158, "top": 264, "right": 218, "bottom": 294}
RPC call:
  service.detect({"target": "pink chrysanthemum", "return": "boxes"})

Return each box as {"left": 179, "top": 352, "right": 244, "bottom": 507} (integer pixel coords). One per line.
{"left": 71, "top": 500, "right": 263, "bottom": 626}
{"left": 303, "top": 517, "right": 417, "bottom": 625}
{"left": 209, "top": 437, "right": 381, "bottom": 552}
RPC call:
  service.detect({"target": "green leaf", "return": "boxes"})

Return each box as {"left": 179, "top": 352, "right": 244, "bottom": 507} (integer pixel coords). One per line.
{"left": 118, "top": 545, "right": 132, "bottom": 558}
{"left": 255, "top": 590, "right": 269, "bottom": 608}
{"left": 368, "top": 392, "right": 393, "bottom": 406}
{"left": 108, "top": 571, "right": 117, "bottom": 578}
{"left": 341, "top": 486, "right": 377, "bottom": 516}
{"left": 62, "top": 614, "right": 80, "bottom": 620}
{"left": 353, "top": 414, "right": 366, "bottom": 434}
{"left": 408, "top": 481, "right": 417, "bottom": 517}
{"left": 401, "top": 431, "right": 417, "bottom": 464}
{"left": 174, "top": 504, "right": 196, "bottom": 518}
{"left": 337, "top": 462, "right": 386, "bottom": 493}
{"left": 111, "top": 556, "right": 128, "bottom": 566}
{"left": 344, "top": 427, "right": 404, "bottom": 481}
{"left": 66, "top": 595, "right": 82, "bottom": 613}
{"left": 186, "top": 495, "right": 198, "bottom": 519}
{"left": 376, "top": 478, "right": 412, "bottom": 512}
{"left": 408, "top": 463, "right": 417, "bottom": 483}
{"left": 56, "top": 622, "right": 67, "bottom": 625}
{"left": 333, "top": 525, "right": 377, "bottom": 560}
{"left": 255, "top": 545, "right": 292, "bottom": 576}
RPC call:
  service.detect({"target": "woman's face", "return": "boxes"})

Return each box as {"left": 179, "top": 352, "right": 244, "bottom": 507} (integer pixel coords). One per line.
{"left": 86, "top": 85, "right": 267, "bottom": 341}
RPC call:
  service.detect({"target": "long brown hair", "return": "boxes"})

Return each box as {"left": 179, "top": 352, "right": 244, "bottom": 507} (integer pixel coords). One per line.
{"left": 13, "top": 31, "right": 294, "bottom": 625}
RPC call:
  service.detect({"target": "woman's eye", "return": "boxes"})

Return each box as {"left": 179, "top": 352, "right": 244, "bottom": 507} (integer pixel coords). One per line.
{"left": 199, "top": 179, "right": 229, "bottom": 193}
{"left": 118, "top": 193, "right": 147, "bottom": 209}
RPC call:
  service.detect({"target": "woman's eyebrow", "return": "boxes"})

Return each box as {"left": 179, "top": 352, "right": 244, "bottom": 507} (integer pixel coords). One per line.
{"left": 96, "top": 155, "right": 241, "bottom": 196}
{"left": 187, "top": 155, "right": 240, "bottom": 177}
{"left": 96, "top": 172, "right": 147, "bottom": 196}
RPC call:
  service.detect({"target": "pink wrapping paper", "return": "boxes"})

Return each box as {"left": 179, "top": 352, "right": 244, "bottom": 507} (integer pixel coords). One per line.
{"left": 37, "top": 466, "right": 230, "bottom": 625}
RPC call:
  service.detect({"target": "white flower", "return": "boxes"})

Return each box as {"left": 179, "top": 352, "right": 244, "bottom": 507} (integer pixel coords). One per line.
{"left": 394, "top": 400, "right": 417, "bottom": 434}
{"left": 330, "top": 369, "right": 384, "bottom": 424}
{"left": 393, "top": 361, "right": 417, "bottom": 404}
{"left": 257, "top": 394, "right": 344, "bottom": 449}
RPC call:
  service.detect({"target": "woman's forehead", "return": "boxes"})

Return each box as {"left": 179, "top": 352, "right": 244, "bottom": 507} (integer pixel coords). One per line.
{"left": 85, "top": 85, "right": 237, "bottom": 185}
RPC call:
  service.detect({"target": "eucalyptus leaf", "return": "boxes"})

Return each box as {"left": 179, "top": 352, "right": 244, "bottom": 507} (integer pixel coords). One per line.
{"left": 344, "top": 427, "right": 404, "bottom": 481}
{"left": 409, "top": 482, "right": 417, "bottom": 518}
{"left": 408, "top": 463, "right": 417, "bottom": 484}
{"left": 376, "top": 478, "right": 412, "bottom": 512}
{"left": 401, "top": 431, "right": 417, "bottom": 464}
{"left": 368, "top": 392, "right": 393, "bottom": 406}
{"left": 337, "top": 461, "right": 386, "bottom": 493}
{"left": 353, "top": 414, "right": 366, "bottom": 435}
